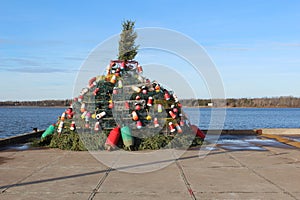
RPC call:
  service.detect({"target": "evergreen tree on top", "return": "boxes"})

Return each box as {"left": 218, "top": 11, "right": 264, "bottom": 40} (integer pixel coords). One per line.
{"left": 118, "top": 20, "right": 139, "bottom": 61}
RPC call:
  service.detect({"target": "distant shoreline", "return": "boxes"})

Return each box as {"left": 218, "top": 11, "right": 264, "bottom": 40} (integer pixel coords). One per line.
{"left": 1, "top": 96, "right": 300, "bottom": 108}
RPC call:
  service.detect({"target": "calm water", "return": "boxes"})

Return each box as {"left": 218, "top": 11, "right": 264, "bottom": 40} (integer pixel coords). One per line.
{"left": 0, "top": 107, "right": 65, "bottom": 138}
{"left": 0, "top": 107, "right": 300, "bottom": 138}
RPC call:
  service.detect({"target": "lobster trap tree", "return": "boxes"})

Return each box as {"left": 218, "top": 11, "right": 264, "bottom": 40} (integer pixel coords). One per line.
{"left": 118, "top": 20, "right": 139, "bottom": 61}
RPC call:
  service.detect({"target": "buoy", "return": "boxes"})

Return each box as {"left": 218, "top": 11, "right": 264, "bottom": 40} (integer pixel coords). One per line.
{"left": 93, "top": 88, "right": 99, "bottom": 96}
{"left": 173, "top": 107, "right": 178, "bottom": 113}
{"left": 110, "top": 61, "right": 116, "bottom": 67}
{"left": 115, "top": 68, "right": 121, "bottom": 77}
{"left": 61, "top": 112, "right": 66, "bottom": 121}
{"left": 168, "top": 122, "right": 176, "bottom": 133}
{"left": 66, "top": 107, "right": 73, "bottom": 115}
{"left": 108, "top": 100, "right": 114, "bottom": 109}
{"left": 121, "top": 61, "right": 126, "bottom": 70}
{"left": 164, "top": 90, "right": 170, "bottom": 100}
{"left": 105, "top": 126, "right": 121, "bottom": 150}
{"left": 57, "top": 121, "right": 64, "bottom": 134}
{"left": 147, "top": 97, "right": 153, "bottom": 106}
{"left": 190, "top": 124, "right": 206, "bottom": 139}
{"left": 135, "top": 95, "right": 141, "bottom": 100}
{"left": 85, "top": 112, "right": 91, "bottom": 122}
{"left": 81, "top": 111, "right": 87, "bottom": 119}
{"left": 121, "top": 126, "right": 134, "bottom": 147}
{"left": 155, "top": 84, "right": 160, "bottom": 92}
{"left": 110, "top": 75, "right": 117, "bottom": 84}
{"left": 142, "top": 86, "right": 147, "bottom": 94}
{"left": 154, "top": 118, "right": 159, "bottom": 127}
{"left": 91, "top": 113, "right": 96, "bottom": 119}
{"left": 80, "top": 103, "right": 86, "bottom": 113}
{"left": 146, "top": 115, "right": 152, "bottom": 120}
{"left": 81, "top": 88, "right": 89, "bottom": 96}
{"left": 132, "top": 85, "right": 141, "bottom": 93}
{"left": 135, "top": 103, "right": 141, "bottom": 111}
{"left": 94, "top": 121, "right": 100, "bottom": 132}
{"left": 175, "top": 123, "right": 183, "bottom": 133}
{"left": 137, "top": 65, "right": 143, "bottom": 73}
{"left": 41, "top": 124, "right": 55, "bottom": 139}
{"left": 88, "top": 77, "right": 97, "bottom": 88}
{"left": 118, "top": 80, "right": 123, "bottom": 88}
{"left": 157, "top": 104, "right": 163, "bottom": 113}
{"left": 96, "top": 111, "right": 106, "bottom": 120}
{"left": 136, "top": 121, "right": 142, "bottom": 129}
{"left": 70, "top": 121, "right": 76, "bottom": 131}
{"left": 124, "top": 101, "right": 130, "bottom": 109}
{"left": 173, "top": 94, "right": 179, "bottom": 102}
{"left": 113, "top": 87, "right": 118, "bottom": 94}
{"left": 169, "top": 110, "right": 176, "bottom": 119}
{"left": 73, "top": 97, "right": 78, "bottom": 102}
{"left": 85, "top": 123, "right": 90, "bottom": 128}
{"left": 132, "top": 111, "right": 139, "bottom": 121}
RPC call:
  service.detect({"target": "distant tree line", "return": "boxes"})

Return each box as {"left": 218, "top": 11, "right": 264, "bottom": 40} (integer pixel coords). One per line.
{"left": 0, "top": 96, "right": 300, "bottom": 108}
{"left": 0, "top": 100, "right": 71, "bottom": 107}
{"left": 181, "top": 96, "right": 300, "bottom": 108}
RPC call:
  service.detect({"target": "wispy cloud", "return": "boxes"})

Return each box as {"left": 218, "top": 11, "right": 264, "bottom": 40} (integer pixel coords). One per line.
{"left": 4, "top": 57, "right": 40, "bottom": 66}
{"left": 273, "top": 42, "right": 300, "bottom": 47}
{"left": 1, "top": 66, "right": 71, "bottom": 73}
{"left": 0, "top": 38, "right": 68, "bottom": 47}
{"left": 205, "top": 43, "right": 253, "bottom": 51}
{"left": 63, "top": 56, "right": 85, "bottom": 61}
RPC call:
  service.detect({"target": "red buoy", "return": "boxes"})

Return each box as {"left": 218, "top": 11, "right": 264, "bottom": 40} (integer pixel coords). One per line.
{"left": 105, "top": 126, "right": 121, "bottom": 150}
{"left": 190, "top": 124, "right": 206, "bottom": 139}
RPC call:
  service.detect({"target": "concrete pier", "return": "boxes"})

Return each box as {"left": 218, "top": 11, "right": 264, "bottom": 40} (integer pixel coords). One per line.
{"left": 1, "top": 145, "right": 300, "bottom": 199}
{"left": 1, "top": 129, "right": 300, "bottom": 199}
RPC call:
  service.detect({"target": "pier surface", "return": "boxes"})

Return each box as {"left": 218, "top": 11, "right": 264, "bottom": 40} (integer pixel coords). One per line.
{"left": 1, "top": 140, "right": 300, "bottom": 200}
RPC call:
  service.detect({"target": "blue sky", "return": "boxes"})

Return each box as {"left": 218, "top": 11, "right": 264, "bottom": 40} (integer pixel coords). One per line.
{"left": 0, "top": 0, "right": 299, "bottom": 100}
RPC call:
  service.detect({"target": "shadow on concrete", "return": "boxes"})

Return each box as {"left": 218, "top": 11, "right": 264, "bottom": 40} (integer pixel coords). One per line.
{"left": 0, "top": 149, "right": 235, "bottom": 191}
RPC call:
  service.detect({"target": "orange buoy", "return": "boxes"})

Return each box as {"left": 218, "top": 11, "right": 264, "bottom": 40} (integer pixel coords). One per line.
{"left": 110, "top": 75, "right": 117, "bottom": 84}
{"left": 61, "top": 112, "right": 66, "bottom": 121}
{"left": 80, "top": 103, "right": 86, "bottom": 113}
{"left": 132, "top": 111, "right": 139, "bottom": 121}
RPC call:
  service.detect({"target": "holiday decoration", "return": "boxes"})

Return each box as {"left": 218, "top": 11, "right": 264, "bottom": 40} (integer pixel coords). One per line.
{"left": 45, "top": 59, "right": 205, "bottom": 151}
{"left": 38, "top": 20, "right": 205, "bottom": 151}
